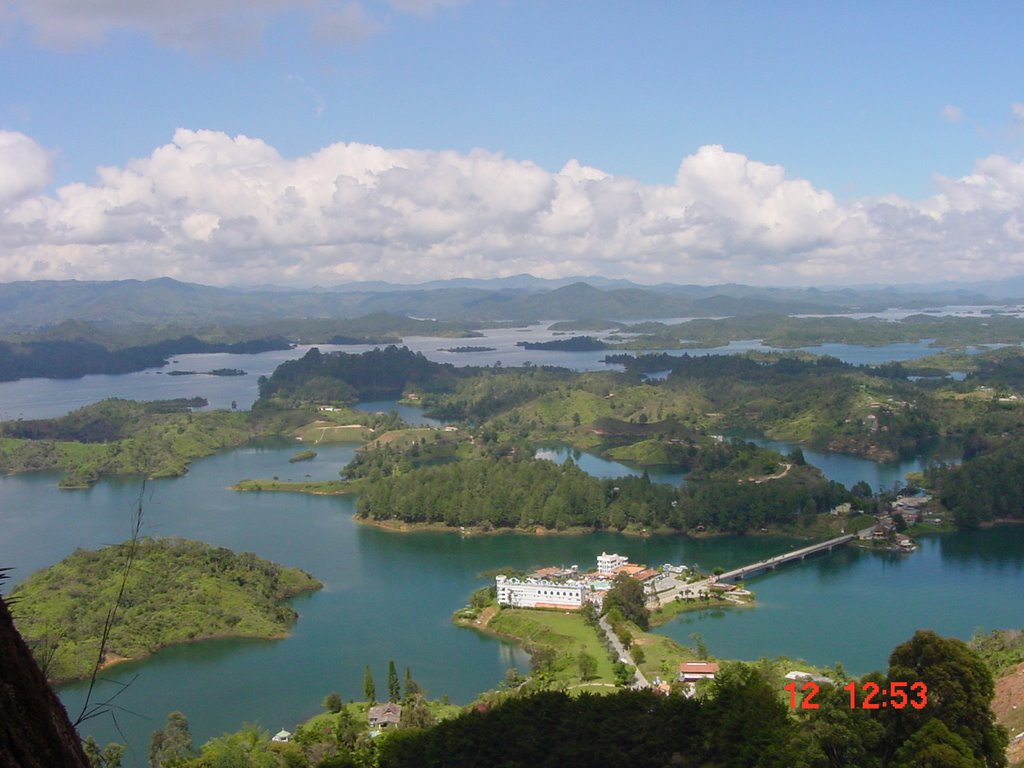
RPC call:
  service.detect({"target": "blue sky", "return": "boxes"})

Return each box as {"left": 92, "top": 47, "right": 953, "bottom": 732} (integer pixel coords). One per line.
{"left": 1, "top": 1, "right": 1023, "bottom": 287}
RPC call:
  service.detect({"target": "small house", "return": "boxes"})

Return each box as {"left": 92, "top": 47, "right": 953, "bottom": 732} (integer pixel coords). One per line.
{"left": 368, "top": 702, "right": 403, "bottom": 730}
{"left": 272, "top": 729, "right": 292, "bottom": 743}
{"left": 678, "top": 661, "right": 720, "bottom": 683}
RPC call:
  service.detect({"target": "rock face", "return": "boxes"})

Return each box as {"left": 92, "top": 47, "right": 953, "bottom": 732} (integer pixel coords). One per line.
{"left": 0, "top": 593, "right": 89, "bottom": 768}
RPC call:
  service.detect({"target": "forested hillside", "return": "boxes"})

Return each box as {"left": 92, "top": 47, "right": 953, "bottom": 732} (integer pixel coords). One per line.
{"left": 258, "top": 345, "right": 462, "bottom": 403}
{"left": 929, "top": 439, "right": 1024, "bottom": 527}
{"left": 356, "top": 451, "right": 848, "bottom": 533}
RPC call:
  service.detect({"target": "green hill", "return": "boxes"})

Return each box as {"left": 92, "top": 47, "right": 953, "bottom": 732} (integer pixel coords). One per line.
{"left": 9, "top": 538, "right": 321, "bottom": 681}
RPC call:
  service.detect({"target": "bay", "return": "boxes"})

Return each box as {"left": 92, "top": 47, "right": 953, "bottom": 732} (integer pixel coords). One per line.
{"left": 534, "top": 444, "right": 688, "bottom": 486}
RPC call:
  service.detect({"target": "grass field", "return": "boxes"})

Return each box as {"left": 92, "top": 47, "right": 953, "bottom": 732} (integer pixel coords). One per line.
{"left": 293, "top": 421, "right": 376, "bottom": 444}
{"left": 485, "top": 608, "right": 619, "bottom": 686}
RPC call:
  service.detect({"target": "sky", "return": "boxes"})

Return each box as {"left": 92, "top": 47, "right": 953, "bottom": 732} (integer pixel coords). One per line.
{"left": 1, "top": 1, "right": 1023, "bottom": 288}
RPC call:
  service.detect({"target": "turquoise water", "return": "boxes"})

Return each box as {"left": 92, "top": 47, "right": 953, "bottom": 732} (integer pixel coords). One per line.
{"left": 534, "top": 444, "right": 688, "bottom": 485}
{"left": 1, "top": 439, "right": 1021, "bottom": 765}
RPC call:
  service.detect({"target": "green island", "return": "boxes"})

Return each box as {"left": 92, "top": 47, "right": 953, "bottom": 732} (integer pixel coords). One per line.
{"left": 288, "top": 449, "right": 318, "bottom": 463}
{"left": 9, "top": 537, "right": 321, "bottom": 681}
{"left": 237, "top": 344, "right": 1024, "bottom": 531}
{"left": 7, "top": 341, "right": 1024, "bottom": 534}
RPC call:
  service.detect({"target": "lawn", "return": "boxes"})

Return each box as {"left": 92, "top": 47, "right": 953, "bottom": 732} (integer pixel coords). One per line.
{"left": 486, "top": 608, "right": 619, "bottom": 685}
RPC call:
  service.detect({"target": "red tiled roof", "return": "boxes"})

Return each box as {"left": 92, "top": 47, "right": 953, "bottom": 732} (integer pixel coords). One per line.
{"left": 678, "top": 662, "right": 720, "bottom": 675}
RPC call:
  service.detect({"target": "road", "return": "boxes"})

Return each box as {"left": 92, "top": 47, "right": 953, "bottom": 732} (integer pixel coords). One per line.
{"left": 598, "top": 614, "right": 650, "bottom": 689}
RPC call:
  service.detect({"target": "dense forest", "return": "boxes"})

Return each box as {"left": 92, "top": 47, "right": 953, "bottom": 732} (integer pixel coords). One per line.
{"left": 356, "top": 450, "right": 848, "bottom": 533}
{"left": 258, "top": 345, "right": 462, "bottom": 403}
{"left": 10, "top": 538, "right": 321, "bottom": 681}
{"left": 928, "top": 438, "right": 1024, "bottom": 527}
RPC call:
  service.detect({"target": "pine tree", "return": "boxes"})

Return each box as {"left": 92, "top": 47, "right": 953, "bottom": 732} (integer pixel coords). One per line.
{"left": 404, "top": 666, "right": 421, "bottom": 699}
{"left": 388, "top": 659, "right": 400, "bottom": 703}
{"left": 364, "top": 665, "right": 376, "bottom": 704}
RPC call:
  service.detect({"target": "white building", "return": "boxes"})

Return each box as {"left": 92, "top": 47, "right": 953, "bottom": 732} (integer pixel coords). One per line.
{"left": 495, "top": 575, "right": 585, "bottom": 609}
{"left": 596, "top": 552, "right": 628, "bottom": 575}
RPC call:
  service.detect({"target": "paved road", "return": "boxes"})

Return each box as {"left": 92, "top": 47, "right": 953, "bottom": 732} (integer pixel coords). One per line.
{"left": 598, "top": 615, "right": 650, "bottom": 689}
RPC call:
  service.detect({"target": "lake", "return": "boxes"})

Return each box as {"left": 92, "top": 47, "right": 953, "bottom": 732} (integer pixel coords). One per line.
{"left": 0, "top": 328, "right": 964, "bottom": 421}
{"left": 0, "top": 329, "right": 1019, "bottom": 765}
{"left": 1, "top": 434, "right": 1021, "bottom": 765}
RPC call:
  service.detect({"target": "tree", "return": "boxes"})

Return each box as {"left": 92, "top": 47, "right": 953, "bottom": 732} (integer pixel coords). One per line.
{"left": 702, "top": 663, "right": 796, "bottom": 767}
{"left": 335, "top": 706, "right": 361, "bottom": 750}
{"left": 363, "top": 665, "right": 376, "bottom": 704}
{"left": 529, "top": 646, "right": 557, "bottom": 675}
{"left": 85, "top": 737, "right": 125, "bottom": 768}
{"left": 148, "top": 711, "right": 194, "bottom": 768}
{"left": 613, "top": 661, "right": 633, "bottom": 687}
{"left": 851, "top": 480, "right": 874, "bottom": 498}
{"left": 602, "top": 573, "right": 649, "bottom": 629}
{"left": 886, "top": 630, "right": 1007, "bottom": 768}
{"left": 690, "top": 632, "right": 709, "bottom": 661}
{"left": 403, "top": 667, "right": 421, "bottom": 700}
{"left": 400, "top": 694, "right": 437, "bottom": 730}
{"left": 890, "top": 719, "right": 980, "bottom": 768}
{"left": 323, "top": 692, "right": 343, "bottom": 713}
{"left": 195, "top": 726, "right": 277, "bottom": 768}
{"left": 577, "top": 651, "right": 598, "bottom": 681}
{"left": 388, "top": 660, "right": 401, "bottom": 703}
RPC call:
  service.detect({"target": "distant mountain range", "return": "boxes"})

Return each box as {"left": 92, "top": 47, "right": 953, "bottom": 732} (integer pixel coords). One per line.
{"left": 0, "top": 276, "right": 1017, "bottom": 330}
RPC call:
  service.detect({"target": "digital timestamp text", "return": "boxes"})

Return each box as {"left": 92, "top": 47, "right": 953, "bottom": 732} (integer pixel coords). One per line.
{"left": 785, "top": 681, "right": 928, "bottom": 710}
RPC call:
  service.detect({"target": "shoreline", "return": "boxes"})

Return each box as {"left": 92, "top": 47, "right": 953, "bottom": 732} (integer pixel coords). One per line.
{"left": 354, "top": 515, "right": 836, "bottom": 542}
{"left": 56, "top": 629, "right": 294, "bottom": 685}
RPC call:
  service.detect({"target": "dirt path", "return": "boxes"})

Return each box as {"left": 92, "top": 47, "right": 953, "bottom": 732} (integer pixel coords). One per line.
{"left": 992, "top": 661, "right": 1024, "bottom": 766}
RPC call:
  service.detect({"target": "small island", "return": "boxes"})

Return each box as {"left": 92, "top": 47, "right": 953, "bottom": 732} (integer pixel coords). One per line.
{"left": 437, "top": 346, "right": 497, "bottom": 353}
{"left": 289, "top": 449, "right": 318, "bottom": 463}
{"left": 9, "top": 537, "right": 322, "bottom": 681}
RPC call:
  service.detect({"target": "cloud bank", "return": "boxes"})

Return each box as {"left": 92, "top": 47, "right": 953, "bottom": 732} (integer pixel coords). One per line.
{"left": 1, "top": 128, "right": 1023, "bottom": 286}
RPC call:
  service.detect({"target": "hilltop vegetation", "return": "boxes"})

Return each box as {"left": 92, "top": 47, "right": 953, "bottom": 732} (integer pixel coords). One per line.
{"left": 10, "top": 538, "right": 321, "bottom": 681}
{"left": 356, "top": 448, "right": 848, "bottom": 534}
{"left": 927, "top": 438, "right": 1024, "bottom": 527}
{"left": 258, "top": 345, "right": 461, "bottom": 404}
{"left": 0, "top": 399, "right": 296, "bottom": 487}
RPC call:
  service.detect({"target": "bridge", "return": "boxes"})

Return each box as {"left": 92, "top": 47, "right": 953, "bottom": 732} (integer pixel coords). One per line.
{"left": 715, "top": 534, "right": 855, "bottom": 583}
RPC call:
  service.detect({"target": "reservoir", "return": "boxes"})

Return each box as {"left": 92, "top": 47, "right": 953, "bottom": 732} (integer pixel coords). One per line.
{"left": 0, "top": 331, "right": 963, "bottom": 421}
{"left": 1, "top": 437, "right": 1022, "bottom": 764}
{"left": 0, "top": 335, "right": 1019, "bottom": 765}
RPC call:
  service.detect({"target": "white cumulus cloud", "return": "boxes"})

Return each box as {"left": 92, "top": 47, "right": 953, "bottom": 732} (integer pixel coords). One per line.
{"left": 2, "top": 129, "right": 1024, "bottom": 286}
{"left": 0, "top": 131, "right": 52, "bottom": 208}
